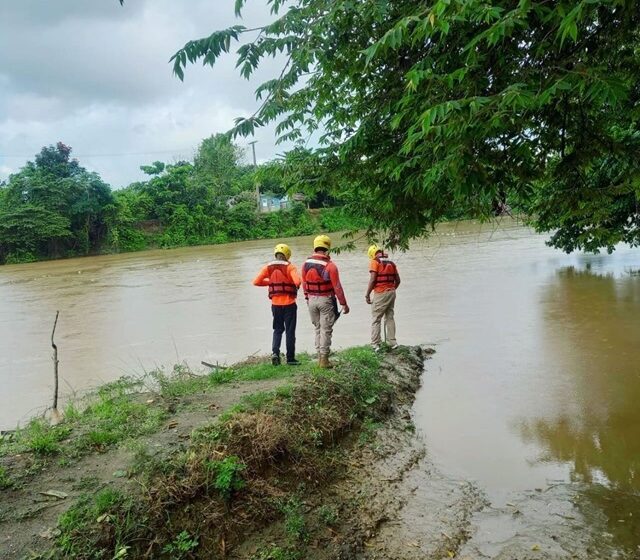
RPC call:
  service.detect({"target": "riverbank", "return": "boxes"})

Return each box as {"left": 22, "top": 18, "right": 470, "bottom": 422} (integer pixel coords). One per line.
{"left": 0, "top": 205, "right": 362, "bottom": 266}
{"left": 0, "top": 346, "right": 430, "bottom": 559}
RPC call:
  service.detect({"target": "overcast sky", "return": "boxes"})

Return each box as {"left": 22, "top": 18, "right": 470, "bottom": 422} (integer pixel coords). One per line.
{"left": 0, "top": 1, "right": 288, "bottom": 187}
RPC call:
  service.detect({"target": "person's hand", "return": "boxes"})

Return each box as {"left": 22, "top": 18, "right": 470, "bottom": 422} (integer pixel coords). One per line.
{"left": 341, "top": 304, "right": 350, "bottom": 315}
{"left": 365, "top": 294, "right": 372, "bottom": 305}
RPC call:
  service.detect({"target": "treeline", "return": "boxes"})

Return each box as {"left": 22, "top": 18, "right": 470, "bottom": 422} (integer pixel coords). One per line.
{"left": 0, "top": 136, "right": 360, "bottom": 265}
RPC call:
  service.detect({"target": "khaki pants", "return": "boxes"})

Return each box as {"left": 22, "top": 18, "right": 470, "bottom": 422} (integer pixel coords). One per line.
{"left": 371, "top": 290, "right": 397, "bottom": 346}
{"left": 308, "top": 296, "right": 336, "bottom": 357}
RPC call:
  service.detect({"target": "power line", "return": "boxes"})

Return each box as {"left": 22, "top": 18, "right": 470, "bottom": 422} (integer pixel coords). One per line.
{"left": 0, "top": 148, "right": 196, "bottom": 159}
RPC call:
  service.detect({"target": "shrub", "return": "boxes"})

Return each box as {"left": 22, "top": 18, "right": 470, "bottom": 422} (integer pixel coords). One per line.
{"left": 162, "top": 530, "right": 199, "bottom": 558}
{"left": 205, "top": 455, "right": 247, "bottom": 500}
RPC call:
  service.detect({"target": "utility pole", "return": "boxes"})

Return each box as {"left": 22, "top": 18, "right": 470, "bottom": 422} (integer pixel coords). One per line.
{"left": 249, "top": 140, "right": 260, "bottom": 212}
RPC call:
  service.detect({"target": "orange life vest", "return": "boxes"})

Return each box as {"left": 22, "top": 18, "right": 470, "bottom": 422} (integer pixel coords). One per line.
{"left": 302, "top": 254, "right": 334, "bottom": 296}
{"left": 374, "top": 256, "right": 398, "bottom": 287}
{"left": 267, "top": 261, "right": 298, "bottom": 299}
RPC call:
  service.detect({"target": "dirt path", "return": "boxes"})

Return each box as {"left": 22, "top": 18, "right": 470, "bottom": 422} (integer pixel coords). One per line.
{"left": 0, "top": 378, "right": 287, "bottom": 559}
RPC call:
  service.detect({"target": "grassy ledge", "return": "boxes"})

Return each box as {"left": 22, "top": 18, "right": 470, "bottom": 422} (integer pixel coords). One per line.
{"left": 0, "top": 345, "right": 427, "bottom": 559}
{"left": 0, "top": 355, "right": 311, "bottom": 487}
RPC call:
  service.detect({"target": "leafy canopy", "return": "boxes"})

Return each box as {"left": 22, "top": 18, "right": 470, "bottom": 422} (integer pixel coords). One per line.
{"left": 194, "top": 133, "right": 250, "bottom": 198}
{"left": 169, "top": 0, "right": 640, "bottom": 251}
{"left": 0, "top": 134, "right": 348, "bottom": 264}
{"left": 0, "top": 143, "right": 114, "bottom": 262}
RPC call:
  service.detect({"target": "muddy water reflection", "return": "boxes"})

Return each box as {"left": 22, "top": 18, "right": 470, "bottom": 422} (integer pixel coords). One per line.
{"left": 518, "top": 266, "right": 640, "bottom": 551}
{"left": 522, "top": 267, "right": 640, "bottom": 492}
{"left": 411, "top": 227, "right": 639, "bottom": 556}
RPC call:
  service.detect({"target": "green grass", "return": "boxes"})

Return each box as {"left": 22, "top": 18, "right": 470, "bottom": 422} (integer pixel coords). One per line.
{"left": 317, "top": 504, "right": 339, "bottom": 526}
{"left": 72, "top": 379, "right": 167, "bottom": 453}
{"left": 71, "top": 476, "right": 100, "bottom": 491}
{"left": 0, "top": 377, "right": 167, "bottom": 478}
{"left": 358, "top": 417, "right": 382, "bottom": 444}
{"left": 63, "top": 402, "right": 82, "bottom": 422}
{"left": 57, "top": 488, "right": 143, "bottom": 558}
{"left": 280, "top": 497, "right": 307, "bottom": 543}
{"left": 190, "top": 384, "right": 296, "bottom": 445}
{"left": 39, "top": 346, "right": 403, "bottom": 558}
{"left": 0, "top": 348, "right": 383, "bottom": 471}
{"left": 162, "top": 530, "right": 199, "bottom": 558}
{"left": 232, "top": 355, "right": 313, "bottom": 381}
{"left": 1, "top": 353, "right": 314, "bottom": 465}
{"left": 53, "top": 346, "right": 389, "bottom": 555}
{"left": 149, "top": 353, "right": 313, "bottom": 400}
{"left": 0, "top": 466, "right": 13, "bottom": 489}
{"left": 206, "top": 347, "right": 385, "bottom": 438}
{"left": 205, "top": 455, "right": 247, "bottom": 500}
{"left": 8, "top": 418, "right": 71, "bottom": 456}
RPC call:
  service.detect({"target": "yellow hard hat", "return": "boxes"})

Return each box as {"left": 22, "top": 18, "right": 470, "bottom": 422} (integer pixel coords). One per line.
{"left": 313, "top": 234, "right": 331, "bottom": 251}
{"left": 368, "top": 244, "right": 382, "bottom": 259}
{"left": 274, "top": 243, "right": 292, "bottom": 260}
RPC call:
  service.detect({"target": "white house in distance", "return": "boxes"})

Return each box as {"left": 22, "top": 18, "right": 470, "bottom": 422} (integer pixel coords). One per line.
{"left": 259, "top": 193, "right": 308, "bottom": 212}
{"left": 259, "top": 193, "right": 290, "bottom": 212}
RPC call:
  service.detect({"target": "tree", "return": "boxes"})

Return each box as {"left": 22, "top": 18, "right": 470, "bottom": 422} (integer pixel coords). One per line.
{"left": 140, "top": 161, "right": 165, "bottom": 176}
{"left": 253, "top": 160, "right": 287, "bottom": 198}
{"left": 169, "top": 0, "right": 640, "bottom": 251}
{"left": 34, "top": 142, "right": 81, "bottom": 178}
{"left": 0, "top": 143, "right": 114, "bottom": 262}
{"left": 135, "top": 161, "right": 213, "bottom": 221}
{"left": 0, "top": 205, "right": 71, "bottom": 263}
{"left": 194, "top": 133, "right": 248, "bottom": 199}
{"left": 532, "top": 126, "right": 640, "bottom": 253}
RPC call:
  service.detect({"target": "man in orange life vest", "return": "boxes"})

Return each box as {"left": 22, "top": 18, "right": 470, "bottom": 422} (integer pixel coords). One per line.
{"left": 301, "top": 235, "right": 349, "bottom": 368}
{"left": 365, "top": 245, "right": 401, "bottom": 351}
{"left": 253, "top": 243, "right": 301, "bottom": 366}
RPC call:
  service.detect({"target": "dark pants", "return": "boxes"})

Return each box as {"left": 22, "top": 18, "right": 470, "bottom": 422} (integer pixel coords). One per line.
{"left": 272, "top": 303, "right": 297, "bottom": 361}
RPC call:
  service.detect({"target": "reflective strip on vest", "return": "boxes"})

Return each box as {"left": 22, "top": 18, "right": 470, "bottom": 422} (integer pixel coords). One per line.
{"left": 305, "top": 258, "right": 329, "bottom": 266}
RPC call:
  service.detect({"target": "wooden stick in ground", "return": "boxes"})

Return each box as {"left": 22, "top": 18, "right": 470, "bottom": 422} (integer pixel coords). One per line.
{"left": 51, "top": 310, "right": 61, "bottom": 422}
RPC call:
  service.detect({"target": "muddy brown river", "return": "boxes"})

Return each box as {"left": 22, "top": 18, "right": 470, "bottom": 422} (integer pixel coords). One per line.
{"left": 1, "top": 219, "right": 639, "bottom": 557}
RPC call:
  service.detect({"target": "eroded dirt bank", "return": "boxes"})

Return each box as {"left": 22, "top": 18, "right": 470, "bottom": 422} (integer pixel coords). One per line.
{"left": 226, "top": 349, "right": 635, "bottom": 560}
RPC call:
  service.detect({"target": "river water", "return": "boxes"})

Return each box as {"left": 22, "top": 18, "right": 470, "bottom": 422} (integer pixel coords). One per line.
{"left": 1, "top": 219, "right": 639, "bottom": 554}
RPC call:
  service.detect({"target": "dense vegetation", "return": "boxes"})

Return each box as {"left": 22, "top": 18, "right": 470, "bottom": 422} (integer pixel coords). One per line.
{"left": 0, "top": 143, "right": 114, "bottom": 264}
{"left": 6, "top": 1, "right": 637, "bottom": 261}
{"left": 171, "top": 0, "right": 640, "bottom": 252}
{"left": 0, "top": 136, "right": 360, "bottom": 265}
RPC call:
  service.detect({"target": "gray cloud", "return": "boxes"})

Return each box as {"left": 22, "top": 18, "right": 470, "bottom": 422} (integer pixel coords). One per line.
{"left": 0, "top": 0, "right": 290, "bottom": 187}
{"left": 0, "top": 1, "right": 146, "bottom": 25}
